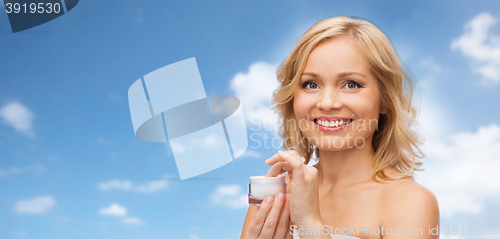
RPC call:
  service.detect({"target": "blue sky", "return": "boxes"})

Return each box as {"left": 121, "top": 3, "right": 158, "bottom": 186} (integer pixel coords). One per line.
{"left": 1, "top": 1, "right": 500, "bottom": 238}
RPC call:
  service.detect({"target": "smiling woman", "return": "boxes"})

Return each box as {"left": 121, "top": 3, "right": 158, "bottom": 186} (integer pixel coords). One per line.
{"left": 241, "top": 16, "right": 439, "bottom": 239}
{"left": 294, "top": 36, "right": 389, "bottom": 161}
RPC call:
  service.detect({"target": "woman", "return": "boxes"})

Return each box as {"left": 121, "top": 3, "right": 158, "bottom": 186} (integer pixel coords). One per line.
{"left": 240, "top": 16, "right": 440, "bottom": 239}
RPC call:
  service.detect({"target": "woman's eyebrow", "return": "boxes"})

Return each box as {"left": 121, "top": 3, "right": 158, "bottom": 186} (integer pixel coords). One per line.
{"left": 338, "top": 72, "right": 366, "bottom": 78}
{"left": 301, "top": 72, "right": 318, "bottom": 77}
{"left": 301, "top": 72, "right": 366, "bottom": 78}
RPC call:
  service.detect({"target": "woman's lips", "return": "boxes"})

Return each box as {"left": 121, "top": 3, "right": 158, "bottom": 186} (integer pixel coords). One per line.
{"left": 313, "top": 118, "right": 354, "bottom": 133}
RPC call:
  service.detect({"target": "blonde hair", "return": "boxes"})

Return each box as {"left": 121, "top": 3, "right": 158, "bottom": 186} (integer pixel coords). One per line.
{"left": 271, "top": 16, "right": 424, "bottom": 182}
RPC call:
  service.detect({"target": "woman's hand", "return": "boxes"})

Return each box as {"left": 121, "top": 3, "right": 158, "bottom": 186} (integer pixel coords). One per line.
{"left": 244, "top": 193, "right": 292, "bottom": 239}
{"left": 265, "top": 150, "right": 323, "bottom": 230}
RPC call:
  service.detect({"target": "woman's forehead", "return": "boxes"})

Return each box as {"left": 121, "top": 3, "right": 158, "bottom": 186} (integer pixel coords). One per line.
{"left": 303, "top": 37, "right": 372, "bottom": 77}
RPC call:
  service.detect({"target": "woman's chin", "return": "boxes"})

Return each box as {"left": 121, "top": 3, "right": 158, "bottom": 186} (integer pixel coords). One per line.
{"left": 316, "top": 146, "right": 352, "bottom": 151}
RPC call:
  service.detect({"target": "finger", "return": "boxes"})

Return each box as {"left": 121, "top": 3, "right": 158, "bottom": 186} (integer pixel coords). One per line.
{"left": 272, "top": 150, "right": 304, "bottom": 179}
{"left": 272, "top": 194, "right": 290, "bottom": 239}
{"left": 285, "top": 218, "right": 293, "bottom": 239}
{"left": 264, "top": 152, "right": 281, "bottom": 166}
{"left": 266, "top": 151, "right": 303, "bottom": 168}
{"left": 245, "top": 196, "right": 274, "bottom": 239}
{"left": 265, "top": 162, "right": 293, "bottom": 177}
{"left": 258, "top": 193, "right": 285, "bottom": 238}
{"left": 264, "top": 151, "right": 287, "bottom": 165}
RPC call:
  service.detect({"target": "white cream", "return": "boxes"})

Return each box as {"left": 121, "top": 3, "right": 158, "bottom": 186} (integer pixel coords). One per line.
{"left": 248, "top": 175, "right": 287, "bottom": 205}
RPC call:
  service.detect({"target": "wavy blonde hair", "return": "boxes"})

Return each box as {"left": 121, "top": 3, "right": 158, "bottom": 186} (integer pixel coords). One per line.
{"left": 271, "top": 16, "right": 424, "bottom": 182}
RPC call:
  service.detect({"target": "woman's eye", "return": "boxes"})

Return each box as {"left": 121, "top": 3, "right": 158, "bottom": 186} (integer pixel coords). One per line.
{"left": 344, "top": 81, "right": 361, "bottom": 89}
{"left": 303, "top": 82, "right": 318, "bottom": 90}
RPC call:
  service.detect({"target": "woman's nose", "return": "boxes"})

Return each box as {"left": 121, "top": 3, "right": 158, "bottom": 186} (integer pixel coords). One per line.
{"left": 316, "top": 90, "right": 343, "bottom": 111}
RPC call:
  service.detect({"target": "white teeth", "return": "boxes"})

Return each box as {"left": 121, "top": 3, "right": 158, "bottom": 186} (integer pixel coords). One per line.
{"left": 315, "top": 119, "right": 352, "bottom": 128}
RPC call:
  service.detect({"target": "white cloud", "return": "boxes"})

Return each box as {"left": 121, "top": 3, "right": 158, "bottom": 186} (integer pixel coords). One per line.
{"left": 0, "top": 101, "right": 36, "bottom": 137}
{"left": 97, "top": 180, "right": 133, "bottom": 191}
{"left": 15, "top": 196, "right": 55, "bottom": 214}
{"left": 413, "top": 93, "right": 451, "bottom": 142}
{"left": 135, "top": 180, "right": 168, "bottom": 194}
{"left": 99, "top": 204, "right": 144, "bottom": 226}
{"left": 410, "top": 55, "right": 500, "bottom": 218}
{"left": 99, "top": 203, "right": 127, "bottom": 217}
{"left": 417, "top": 124, "right": 500, "bottom": 217}
{"left": 97, "top": 179, "right": 167, "bottom": 194}
{"left": 189, "top": 235, "right": 199, "bottom": 239}
{"left": 97, "top": 137, "right": 114, "bottom": 146}
{"left": 412, "top": 56, "right": 454, "bottom": 142}
{"left": 230, "top": 62, "right": 280, "bottom": 133}
{"left": 0, "top": 164, "right": 47, "bottom": 177}
{"left": 451, "top": 12, "right": 500, "bottom": 82}
{"left": 210, "top": 185, "right": 247, "bottom": 209}
{"left": 122, "top": 216, "right": 144, "bottom": 226}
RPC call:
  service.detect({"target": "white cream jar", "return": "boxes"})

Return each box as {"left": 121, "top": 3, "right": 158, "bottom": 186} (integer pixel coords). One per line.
{"left": 248, "top": 175, "right": 287, "bottom": 206}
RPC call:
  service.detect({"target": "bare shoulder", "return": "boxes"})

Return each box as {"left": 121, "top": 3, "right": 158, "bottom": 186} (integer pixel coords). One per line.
{"left": 379, "top": 169, "right": 440, "bottom": 238}
{"left": 377, "top": 167, "right": 434, "bottom": 199}
{"left": 381, "top": 174, "right": 438, "bottom": 211}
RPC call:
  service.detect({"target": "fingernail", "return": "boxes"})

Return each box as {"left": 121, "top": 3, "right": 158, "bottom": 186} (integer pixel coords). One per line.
{"left": 286, "top": 194, "right": 289, "bottom": 202}
{"left": 277, "top": 193, "right": 284, "bottom": 202}
{"left": 266, "top": 196, "right": 274, "bottom": 205}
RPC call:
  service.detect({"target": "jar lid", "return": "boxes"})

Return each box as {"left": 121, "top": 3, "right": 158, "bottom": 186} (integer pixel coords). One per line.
{"left": 249, "top": 174, "right": 285, "bottom": 184}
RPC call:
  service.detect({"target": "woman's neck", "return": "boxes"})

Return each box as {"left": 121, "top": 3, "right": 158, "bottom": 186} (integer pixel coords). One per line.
{"left": 315, "top": 140, "right": 376, "bottom": 191}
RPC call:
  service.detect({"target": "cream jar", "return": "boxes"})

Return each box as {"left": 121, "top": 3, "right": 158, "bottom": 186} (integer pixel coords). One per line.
{"left": 248, "top": 175, "right": 287, "bottom": 206}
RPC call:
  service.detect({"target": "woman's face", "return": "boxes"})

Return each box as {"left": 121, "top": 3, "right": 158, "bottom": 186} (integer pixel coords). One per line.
{"left": 293, "top": 36, "right": 386, "bottom": 151}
